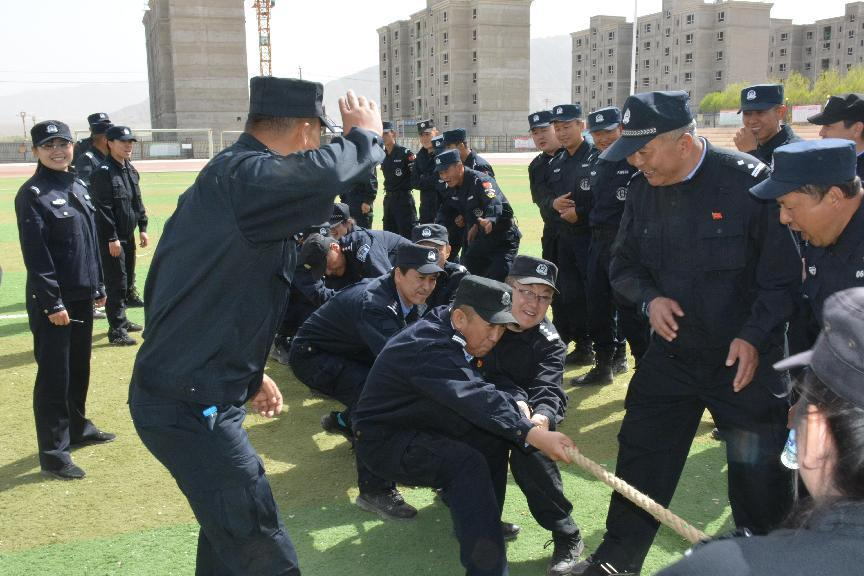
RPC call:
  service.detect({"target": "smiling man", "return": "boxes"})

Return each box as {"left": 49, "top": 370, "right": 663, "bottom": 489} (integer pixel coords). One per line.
{"left": 733, "top": 84, "right": 801, "bottom": 163}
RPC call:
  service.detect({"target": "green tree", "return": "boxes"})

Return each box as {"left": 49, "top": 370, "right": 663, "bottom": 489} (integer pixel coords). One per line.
{"left": 782, "top": 72, "right": 812, "bottom": 107}
{"left": 813, "top": 69, "right": 844, "bottom": 103}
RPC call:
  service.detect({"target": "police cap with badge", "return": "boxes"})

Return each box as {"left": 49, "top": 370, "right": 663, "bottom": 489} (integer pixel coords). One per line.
{"left": 383, "top": 121, "right": 396, "bottom": 133}
{"left": 807, "top": 93, "right": 864, "bottom": 125}
{"left": 431, "top": 135, "right": 445, "bottom": 152}
{"left": 434, "top": 149, "right": 461, "bottom": 171}
{"left": 749, "top": 139, "right": 857, "bottom": 200}
{"left": 452, "top": 276, "right": 518, "bottom": 326}
{"left": 396, "top": 243, "right": 444, "bottom": 275}
{"left": 442, "top": 128, "right": 467, "bottom": 146}
{"left": 738, "top": 84, "right": 784, "bottom": 113}
{"left": 106, "top": 126, "right": 138, "bottom": 142}
{"left": 550, "top": 104, "right": 582, "bottom": 123}
{"left": 508, "top": 255, "right": 559, "bottom": 294}
{"left": 330, "top": 202, "right": 351, "bottom": 226}
{"left": 417, "top": 118, "right": 435, "bottom": 134}
{"left": 248, "top": 76, "right": 336, "bottom": 131}
{"left": 600, "top": 90, "right": 692, "bottom": 162}
{"left": 587, "top": 107, "right": 622, "bottom": 133}
{"left": 299, "top": 233, "right": 336, "bottom": 277}
{"left": 87, "top": 112, "right": 111, "bottom": 127}
{"left": 528, "top": 110, "right": 553, "bottom": 129}
{"left": 31, "top": 120, "right": 73, "bottom": 147}
{"left": 412, "top": 223, "right": 449, "bottom": 246}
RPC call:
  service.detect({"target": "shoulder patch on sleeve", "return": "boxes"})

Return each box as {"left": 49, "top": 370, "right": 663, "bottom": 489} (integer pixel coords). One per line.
{"left": 85, "top": 151, "right": 94, "bottom": 159}
{"left": 29, "top": 185, "right": 40, "bottom": 196}
{"left": 486, "top": 190, "right": 496, "bottom": 198}
{"left": 99, "top": 165, "right": 109, "bottom": 170}
{"left": 538, "top": 321, "right": 560, "bottom": 342}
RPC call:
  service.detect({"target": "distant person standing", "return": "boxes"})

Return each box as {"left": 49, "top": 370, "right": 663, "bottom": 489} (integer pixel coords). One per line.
{"left": 341, "top": 165, "right": 377, "bottom": 228}
{"left": 733, "top": 84, "right": 800, "bottom": 163}
{"left": 381, "top": 121, "right": 417, "bottom": 237}
{"left": 412, "top": 118, "right": 441, "bottom": 223}
{"left": 73, "top": 121, "right": 111, "bottom": 186}
{"left": 91, "top": 125, "right": 148, "bottom": 345}
{"left": 72, "top": 112, "right": 111, "bottom": 161}
{"left": 16, "top": 121, "right": 115, "bottom": 481}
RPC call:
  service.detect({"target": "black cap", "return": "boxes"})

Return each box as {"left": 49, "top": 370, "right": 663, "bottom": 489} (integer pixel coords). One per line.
{"left": 396, "top": 243, "right": 445, "bottom": 274}
{"left": 434, "top": 149, "right": 461, "bottom": 171}
{"left": 528, "top": 110, "right": 552, "bottom": 129}
{"left": 330, "top": 203, "right": 351, "bottom": 226}
{"left": 551, "top": 104, "right": 582, "bottom": 122}
{"left": 87, "top": 112, "right": 111, "bottom": 126}
{"left": 304, "top": 222, "right": 332, "bottom": 239}
{"left": 91, "top": 122, "right": 113, "bottom": 135}
{"left": 808, "top": 93, "right": 864, "bottom": 125}
{"left": 106, "top": 125, "right": 137, "bottom": 142}
{"left": 588, "top": 107, "right": 622, "bottom": 132}
{"left": 749, "top": 139, "right": 857, "bottom": 200}
{"left": 31, "top": 120, "right": 73, "bottom": 147}
{"left": 298, "top": 233, "right": 335, "bottom": 277}
{"left": 774, "top": 287, "right": 864, "bottom": 410}
{"left": 417, "top": 119, "right": 435, "bottom": 134}
{"left": 508, "top": 255, "right": 559, "bottom": 293}
{"left": 442, "top": 128, "right": 467, "bottom": 145}
{"left": 383, "top": 121, "right": 396, "bottom": 132}
{"left": 739, "top": 84, "right": 784, "bottom": 113}
{"left": 432, "top": 135, "right": 445, "bottom": 152}
{"left": 600, "top": 91, "right": 692, "bottom": 162}
{"left": 248, "top": 76, "right": 336, "bottom": 132}
{"left": 412, "top": 223, "right": 449, "bottom": 246}
{"left": 452, "top": 276, "right": 517, "bottom": 325}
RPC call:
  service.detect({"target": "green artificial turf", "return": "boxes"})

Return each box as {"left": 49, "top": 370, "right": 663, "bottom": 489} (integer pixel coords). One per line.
{"left": 0, "top": 167, "right": 731, "bottom": 575}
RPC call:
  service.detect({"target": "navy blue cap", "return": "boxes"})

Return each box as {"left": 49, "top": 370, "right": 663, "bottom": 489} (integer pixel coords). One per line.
{"left": 432, "top": 135, "right": 445, "bottom": 151}
{"left": 106, "top": 125, "right": 137, "bottom": 142}
{"left": 412, "top": 223, "right": 449, "bottom": 246}
{"left": 509, "top": 255, "right": 559, "bottom": 293}
{"left": 588, "top": 107, "right": 622, "bottom": 132}
{"left": 749, "top": 139, "right": 857, "bottom": 200}
{"left": 551, "top": 104, "right": 582, "bottom": 122}
{"left": 434, "top": 149, "right": 461, "bottom": 171}
{"left": 600, "top": 91, "right": 692, "bottom": 162}
{"left": 452, "top": 276, "right": 517, "bottom": 325}
{"left": 417, "top": 119, "right": 435, "bottom": 134}
{"left": 249, "top": 76, "right": 336, "bottom": 132}
{"left": 90, "top": 122, "right": 113, "bottom": 135}
{"left": 528, "top": 110, "right": 552, "bottom": 129}
{"left": 396, "top": 243, "right": 445, "bottom": 274}
{"left": 382, "top": 121, "right": 395, "bottom": 132}
{"left": 31, "top": 120, "right": 73, "bottom": 147}
{"left": 739, "top": 84, "right": 784, "bottom": 113}
{"left": 808, "top": 93, "right": 864, "bottom": 125}
{"left": 299, "top": 233, "right": 336, "bottom": 277}
{"left": 442, "top": 128, "right": 467, "bottom": 145}
{"left": 330, "top": 203, "right": 351, "bottom": 225}
{"left": 87, "top": 112, "right": 110, "bottom": 126}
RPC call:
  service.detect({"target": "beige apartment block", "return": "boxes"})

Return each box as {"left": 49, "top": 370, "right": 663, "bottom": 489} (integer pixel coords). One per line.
{"left": 378, "top": 0, "right": 532, "bottom": 136}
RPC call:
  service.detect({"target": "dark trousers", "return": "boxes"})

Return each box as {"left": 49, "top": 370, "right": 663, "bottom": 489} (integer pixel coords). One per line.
{"left": 129, "top": 384, "right": 301, "bottom": 576}
{"left": 382, "top": 190, "right": 417, "bottom": 238}
{"left": 356, "top": 427, "right": 511, "bottom": 576}
{"left": 345, "top": 199, "right": 373, "bottom": 229}
{"left": 101, "top": 237, "right": 132, "bottom": 330}
{"left": 554, "top": 229, "right": 590, "bottom": 346}
{"left": 509, "top": 449, "right": 580, "bottom": 537}
{"left": 540, "top": 225, "right": 558, "bottom": 264}
{"left": 592, "top": 341, "right": 793, "bottom": 574}
{"left": 418, "top": 189, "right": 440, "bottom": 224}
{"left": 126, "top": 233, "right": 138, "bottom": 292}
{"left": 461, "top": 229, "right": 521, "bottom": 282}
{"left": 288, "top": 344, "right": 392, "bottom": 493}
{"left": 28, "top": 298, "right": 99, "bottom": 470}
{"left": 448, "top": 223, "right": 465, "bottom": 263}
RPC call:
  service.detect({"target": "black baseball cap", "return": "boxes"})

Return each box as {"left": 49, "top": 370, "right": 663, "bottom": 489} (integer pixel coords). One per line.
{"left": 442, "top": 128, "right": 467, "bottom": 145}
{"left": 298, "top": 233, "right": 336, "bottom": 277}
{"left": 588, "top": 107, "right": 622, "bottom": 132}
{"left": 396, "top": 244, "right": 444, "bottom": 274}
{"left": 452, "top": 276, "right": 517, "bottom": 325}
{"left": 330, "top": 203, "right": 351, "bottom": 226}
{"left": 774, "top": 287, "right": 864, "bottom": 409}
{"left": 739, "top": 84, "right": 784, "bottom": 113}
{"left": 808, "top": 93, "right": 864, "bottom": 125}
{"left": 600, "top": 90, "right": 692, "bottom": 162}
{"left": 749, "top": 139, "right": 857, "bottom": 200}
{"left": 417, "top": 119, "right": 435, "bottom": 134}
{"left": 508, "top": 255, "right": 559, "bottom": 294}
{"left": 551, "top": 104, "right": 582, "bottom": 123}
{"left": 106, "top": 126, "right": 137, "bottom": 142}
{"left": 249, "top": 76, "right": 336, "bottom": 132}
{"left": 412, "top": 223, "right": 449, "bottom": 246}
{"left": 434, "top": 149, "right": 461, "bottom": 171}
{"left": 91, "top": 122, "right": 113, "bottom": 135}
{"left": 31, "top": 121, "right": 73, "bottom": 147}
{"left": 87, "top": 112, "right": 111, "bottom": 126}
{"left": 528, "top": 110, "right": 552, "bottom": 129}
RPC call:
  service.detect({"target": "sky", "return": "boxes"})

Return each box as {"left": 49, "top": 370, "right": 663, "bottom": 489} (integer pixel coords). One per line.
{"left": 0, "top": 0, "right": 858, "bottom": 98}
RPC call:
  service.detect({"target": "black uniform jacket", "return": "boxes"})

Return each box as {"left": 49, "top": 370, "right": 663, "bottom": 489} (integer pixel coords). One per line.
{"left": 131, "top": 129, "right": 383, "bottom": 405}
{"left": 750, "top": 124, "right": 801, "bottom": 164}
{"left": 411, "top": 147, "right": 439, "bottom": 193}
{"left": 426, "top": 261, "right": 469, "bottom": 308}
{"left": 465, "top": 150, "right": 495, "bottom": 177}
{"left": 543, "top": 141, "right": 594, "bottom": 233}
{"left": 15, "top": 165, "right": 105, "bottom": 314}
{"left": 381, "top": 144, "right": 414, "bottom": 192}
{"left": 435, "top": 168, "right": 517, "bottom": 242}
{"left": 91, "top": 155, "right": 147, "bottom": 242}
{"left": 73, "top": 147, "right": 106, "bottom": 186}
{"left": 610, "top": 141, "right": 801, "bottom": 354}
{"left": 588, "top": 153, "right": 638, "bottom": 229}
{"left": 529, "top": 151, "right": 561, "bottom": 226}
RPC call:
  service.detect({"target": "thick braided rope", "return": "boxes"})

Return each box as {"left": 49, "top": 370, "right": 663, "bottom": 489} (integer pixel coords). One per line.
{"left": 565, "top": 446, "right": 708, "bottom": 544}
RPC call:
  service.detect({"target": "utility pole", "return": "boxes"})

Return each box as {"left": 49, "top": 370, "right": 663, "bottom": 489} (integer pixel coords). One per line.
{"left": 630, "top": 0, "right": 638, "bottom": 96}
{"left": 298, "top": 66, "right": 302, "bottom": 80}
{"left": 19, "top": 111, "right": 27, "bottom": 141}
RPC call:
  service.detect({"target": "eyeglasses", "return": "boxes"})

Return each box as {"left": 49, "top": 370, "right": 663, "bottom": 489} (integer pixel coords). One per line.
{"left": 517, "top": 287, "right": 553, "bottom": 305}
{"left": 38, "top": 141, "right": 72, "bottom": 151}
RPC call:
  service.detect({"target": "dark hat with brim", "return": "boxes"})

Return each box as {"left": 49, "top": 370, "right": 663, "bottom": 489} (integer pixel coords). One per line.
{"left": 551, "top": 104, "right": 582, "bottom": 123}
{"left": 774, "top": 287, "right": 864, "bottom": 409}
{"left": 738, "top": 84, "right": 784, "bottom": 113}
{"left": 299, "top": 233, "right": 336, "bottom": 277}
{"left": 249, "top": 76, "right": 336, "bottom": 132}
{"left": 588, "top": 107, "right": 622, "bottom": 133}
{"left": 509, "top": 255, "right": 559, "bottom": 293}
{"left": 31, "top": 121, "right": 73, "bottom": 147}
{"left": 432, "top": 135, "right": 445, "bottom": 151}
{"left": 600, "top": 90, "right": 692, "bottom": 162}
{"left": 396, "top": 243, "right": 444, "bottom": 275}
{"left": 382, "top": 121, "right": 396, "bottom": 133}
{"left": 442, "top": 128, "right": 467, "bottom": 145}
{"left": 528, "top": 110, "right": 553, "bottom": 129}
{"left": 749, "top": 139, "right": 857, "bottom": 200}
{"left": 808, "top": 93, "right": 864, "bottom": 125}
{"left": 417, "top": 119, "right": 435, "bottom": 134}
{"left": 87, "top": 112, "right": 111, "bottom": 126}
{"left": 91, "top": 122, "right": 113, "bottom": 135}
{"left": 434, "top": 149, "right": 461, "bottom": 171}
{"left": 330, "top": 203, "right": 351, "bottom": 226}
{"left": 106, "top": 125, "right": 137, "bottom": 142}
{"left": 412, "top": 223, "right": 449, "bottom": 246}
{"left": 452, "top": 276, "right": 517, "bottom": 326}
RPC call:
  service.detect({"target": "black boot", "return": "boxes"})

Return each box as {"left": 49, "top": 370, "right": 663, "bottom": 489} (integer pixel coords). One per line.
{"left": 566, "top": 340, "right": 595, "bottom": 366}
{"left": 572, "top": 349, "right": 614, "bottom": 386}
{"left": 612, "top": 345, "right": 629, "bottom": 375}
{"left": 126, "top": 286, "right": 145, "bottom": 308}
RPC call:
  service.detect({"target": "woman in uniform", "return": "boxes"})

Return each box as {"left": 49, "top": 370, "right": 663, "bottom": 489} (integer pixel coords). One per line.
{"left": 15, "top": 120, "right": 115, "bottom": 480}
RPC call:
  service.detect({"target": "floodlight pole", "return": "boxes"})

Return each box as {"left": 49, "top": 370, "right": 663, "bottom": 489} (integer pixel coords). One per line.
{"left": 630, "top": 0, "right": 638, "bottom": 95}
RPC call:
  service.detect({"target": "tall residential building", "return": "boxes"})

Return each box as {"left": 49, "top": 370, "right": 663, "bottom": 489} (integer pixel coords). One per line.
{"left": 143, "top": 0, "right": 248, "bottom": 136}
{"left": 378, "top": 0, "right": 532, "bottom": 136}
{"left": 571, "top": 0, "right": 772, "bottom": 113}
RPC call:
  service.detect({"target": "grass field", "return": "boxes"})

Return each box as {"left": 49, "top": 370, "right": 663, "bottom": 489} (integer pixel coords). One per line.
{"left": 0, "top": 166, "right": 731, "bottom": 575}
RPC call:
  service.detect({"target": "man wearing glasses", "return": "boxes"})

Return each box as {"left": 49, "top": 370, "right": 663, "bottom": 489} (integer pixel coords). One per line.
{"left": 479, "top": 255, "right": 585, "bottom": 576}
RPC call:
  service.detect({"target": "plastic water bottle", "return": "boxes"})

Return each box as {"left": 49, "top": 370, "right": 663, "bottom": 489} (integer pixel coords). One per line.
{"left": 780, "top": 428, "right": 798, "bottom": 470}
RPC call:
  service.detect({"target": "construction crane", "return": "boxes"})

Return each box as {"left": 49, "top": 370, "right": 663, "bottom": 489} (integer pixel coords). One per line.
{"left": 252, "top": 0, "right": 275, "bottom": 76}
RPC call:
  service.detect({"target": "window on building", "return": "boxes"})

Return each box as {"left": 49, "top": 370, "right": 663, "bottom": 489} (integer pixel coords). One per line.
{"left": 472, "top": 72, "right": 477, "bottom": 83}
{"left": 592, "top": 59, "right": 597, "bottom": 68}
{"left": 642, "top": 77, "right": 650, "bottom": 87}
{"left": 443, "top": 32, "right": 448, "bottom": 44}
{"left": 686, "top": 33, "right": 694, "bottom": 44}
{"left": 716, "top": 50, "right": 723, "bottom": 61}
{"left": 472, "top": 29, "right": 477, "bottom": 41}
{"left": 575, "top": 85, "right": 582, "bottom": 94}
{"left": 575, "top": 70, "right": 582, "bottom": 79}
{"left": 444, "top": 115, "right": 449, "bottom": 125}
{"left": 718, "top": 11, "right": 725, "bottom": 23}
{"left": 807, "top": 31, "right": 814, "bottom": 40}
{"left": 443, "top": 53, "right": 448, "bottom": 64}
{"left": 443, "top": 11, "right": 447, "bottom": 22}
{"left": 608, "top": 48, "right": 614, "bottom": 57}
{"left": 443, "top": 74, "right": 449, "bottom": 85}
{"left": 822, "top": 58, "right": 831, "bottom": 69}
{"left": 382, "top": 70, "right": 387, "bottom": 79}
{"left": 395, "top": 66, "right": 399, "bottom": 77}
{"left": 685, "top": 52, "right": 693, "bottom": 63}
{"left": 852, "top": 13, "right": 857, "bottom": 22}
{"left": 644, "top": 41, "right": 651, "bottom": 51}
{"left": 779, "top": 63, "right": 787, "bottom": 72}
{"left": 383, "top": 104, "right": 388, "bottom": 112}
{"left": 443, "top": 95, "right": 448, "bottom": 105}
{"left": 472, "top": 93, "right": 477, "bottom": 104}
{"left": 824, "top": 41, "right": 832, "bottom": 50}
{"left": 665, "top": 28, "right": 671, "bottom": 38}
{"left": 644, "top": 23, "right": 652, "bottom": 33}
{"left": 664, "top": 64, "right": 670, "bottom": 75}
{"left": 472, "top": 114, "right": 477, "bottom": 126}
{"left": 472, "top": 51, "right": 477, "bottom": 62}
{"left": 850, "top": 29, "right": 857, "bottom": 38}
{"left": 780, "top": 48, "right": 787, "bottom": 56}
{"left": 686, "top": 14, "right": 695, "bottom": 25}
{"left": 472, "top": 7, "right": 477, "bottom": 19}
{"left": 382, "top": 34, "right": 387, "bottom": 44}
{"left": 644, "top": 59, "right": 650, "bottom": 69}
{"left": 394, "top": 31, "right": 399, "bottom": 40}
{"left": 607, "top": 81, "right": 613, "bottom": 88}
{"left": 395, "top": 102, "right": 400, "bottom": 111}
{"left": 609, "top": 31, "right": 616, "bottom": 40}
{"left": 382, "top": 52, "right": 387, "bottom": 62}
{"left": 429, "top": 67, "right": 434, "bottom": 76}
{"left": 395, "top": 48, "right": 399, "bottom": 59}
{"left": 781, "top": 32, "right": 789, "bottom": 41}
{"left": 608, "top": 64, "right": 615, "bottom": 74}
{"left": 806, "top": 46, "right": 813, "bottom": 55}
{"left": 591, "top": 90, "right": 596, "bottom": 99}
{"left": 824, "top": 26, "right": 832, "bottom": 40}
{"left": 685, "top": 71, "right": 693, "bottom": 82}
{"left": 430, "top": 46, "right": 434, "bottom": 56}
{"left": 665, "top": 9, "right": 671, "bottom": 19}
{"left": 849, "top": 62, "right": 854, "bottom": 70}
{"left": 805, "top": 62, "right": 812, "bottom": 70}
{"left": 850, "top": 46, "right": 855, "bottom": 55}
{"left": 576, "top": 38, "right": 582, "bottom": 47}
{"left": 577, "top": 54, "right": 583, "bottom": 63}
{"left": 592, "top": 42, "right": 597, "bottom": 51}
{"left": 383, "top": 86, "right": 387, "bottom": 96}
{"left": 664, "top": 47, "right": 670, "bottom": 56}
{"left": 716, "top": 70, "right": 723, "bottom": 80}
